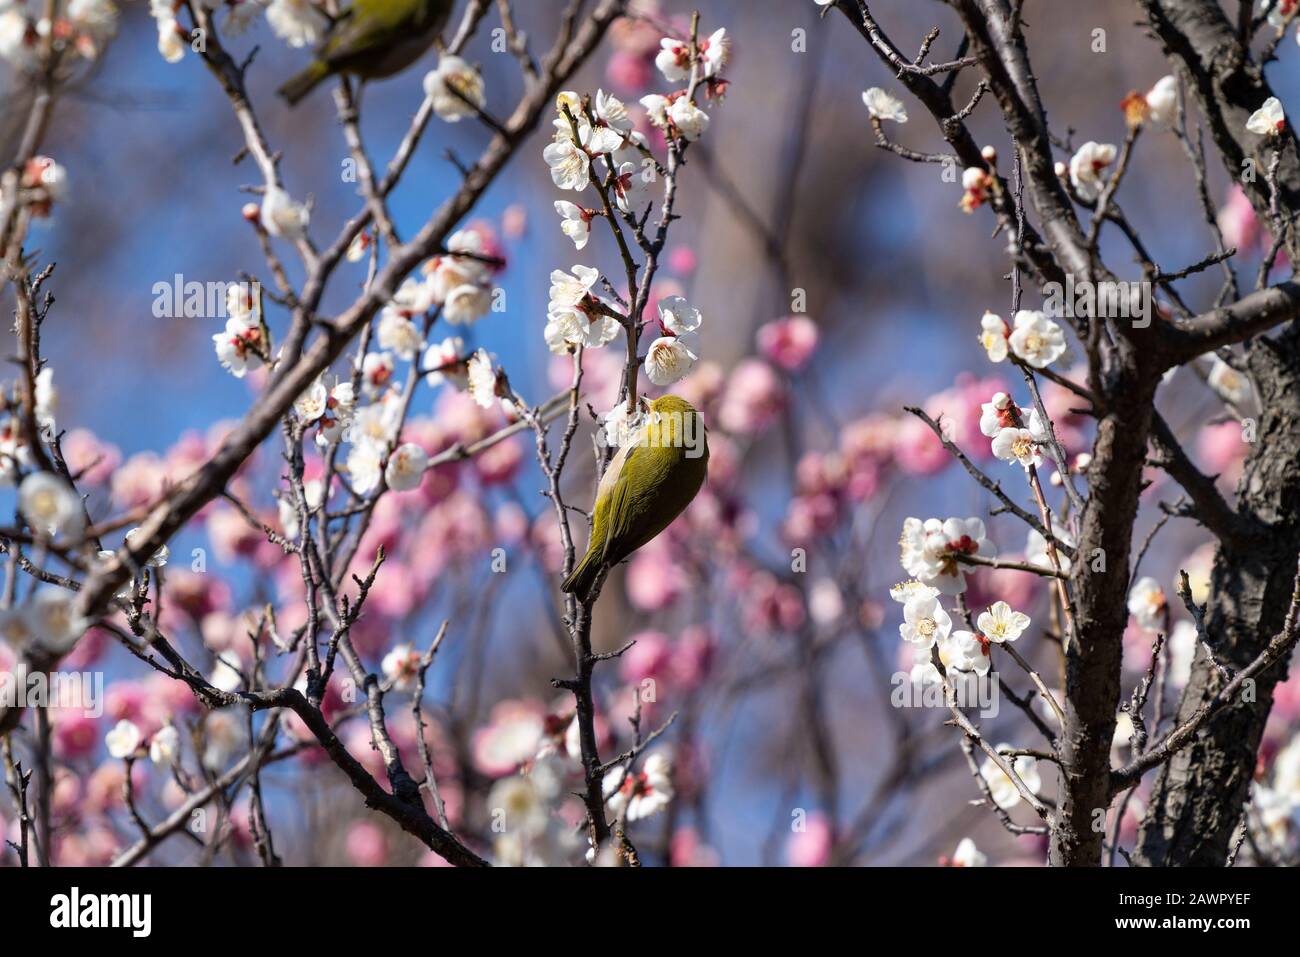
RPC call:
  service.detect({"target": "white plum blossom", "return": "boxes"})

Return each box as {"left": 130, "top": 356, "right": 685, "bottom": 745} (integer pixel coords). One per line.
{"left": 554, "top": 200, "right": 593, "bottom": 250}
{"left": 105, "top": 719, "right": 142, "bottom": 759}
{"left": 612, "top": 161, "right": 653, "bottom": 213}
{"left": 549, "top": 264, "right": 600, "bottom": 308}
{"left": 658, "top": 296, "right": 703, "bottom": 334}
{"left": 980, "top": 744, "right": 1042, "bottom": 810}
{"left": 294, "top": 377, "right": 330, "bottom": 422}
{"left": 655, "top": 32, "right": 720, "bottom": 82}
{"left": 1167, "top": 619, "right": 1198, "bottom": 687}
{"left": 1128, "top": 576, "right": 1167, "bottom": 631}
{"left": 980, "top": 394, "right": 1047, "bottom": 447}
{"left": 427, "top": 230, "right": 493, "bottom": 301}
{"left": 699, "top": 27, "right": 729, "bottom": 77}
{"left": 577, "top": 120, "right": 626, "bottom": 156}
{"left": 899, "top": 516, "right": 995, "bottom": 595}
{"left": 669, "top": 97, "right": 710, "bottom": 141}
{"left": 467, "top": 349, "right": 498, "bottom": 409}
{"left": 543, "top": 316, "right": 572, "bottom": 355}
{"left": 1008, "top": 309, "right": 1068, "bottom": 368}
{"left": 488, "top": 774, "right": 551, "bottom": 840}
{"left": 977, "top": 601, "right": 1031, "bottom": 644}
{"left": 1252, "top": 773, "right": 1300, "bottom": 844}
{"left": 0, "top": 606, "right": 36, "bottom": 650}
{"left": 899, "top": 590, "right": 952, "bottom": 649}
{"left": 639, "top": 94, "right": 670, "bottom": 129}
{"left": 1027, "top": 521, "right": 1074, "bottom": 573}
{"left": 346, "top": 442, "right": 385, "bottom": 496}
{"left": 424, "top": 337, "right": 470, "bottom": 389}
{"left": 907, "top": 642, "right": 942, "bottom": 687}
{"left": 948, "top": 630, "right": 992, "bottom": 676}
{"left": 384, "top": 442, "right": 428, "bottom": 492}
{"left": 644, "top": 334, "right": 699, "bottom": 385}
{"left": 960, "top": 167, "right": 994, "bottom": 215}
{"left": 992, "top": 425, "right": 1044, "bottom": 470}
{"left": 213, "top": 313, "right": 267, "bottom": 378}
{"left": 594, "top": 89, "right": 633, "bottom": 130}
{"left": 149, "top": 725, "right": 181, "bottom": 766}
{"left": 862, "top": 87, "right": 908, "bottom": 123}
{"left": 382, "top": 643, "right": 422, "bottom": 691}
{"left": 392, "top": 273, "right": 439, "bottom": 317}
{"left": 613, "top": 128, "right": 649, "bottom": 169}
{"left": 443, "top": 282, "right": 493, "bottom": 325}
{"left": 1145, "top": 75, "right": 1178, "bottom": 125}
{"left": 979, "top": 311, "right": 1009, "bottom": 362}
{"left": 979, "top": 392, "right": 1047, "bottom": 441}
{"left": 346, "top": 394, "right": 402, "bottom": 451}
{"left": 950, "top": 837, "right": 987, "bottom": 867}
{"left": 377, "top": 309, "right": 423, "bottom": 361}
{"left": 224, "top": 0, "right": 262, "bottom": 35}
{"left": 265, "top": 0, "right": 327, "bottom": 48}
{"left": 345, "top": 230, "right": 373, "bottom": 263}
{"left": 545, "top": 304, "right": 620, "bottom": 353}
{"left": 600, "top": 401, "right": 645, "bottom": 449}
{"left": 361, "top": 352, "right": 395, "bottom": 395}
{"left": 545, "top": 265, "right": 619, "bottom": 352}
{"left": 26, "top": 588, "right": 89, "bottom": 654}
{"left": 889, "top": 580, "right": 940, "bottom": 605}
{"left": 1246, "top": 96, "right": 1286, "bottom": 136}
{"left": 66, "top": 0, "right": 120, "bottom": 54}
{"left": 260, "top": 186, "right": 310, "bottom": 241}
{"left": 19, "top": 472, "right": 84, "bottom": 538}
{"left": 605, "top": 751, "right": 674, "bottom": 821}
{"left": 1207, "top": 356, "right": 1253, "bottom": 407}
{"left": 210, "top": 654, "right": 245, "bottom": 693}
{"left": 543, "top": 138, "right": 590, "bottom": 191}
{"left": 423, "top": 55, "right": 485, "bottom": 122}
{"left": 1068, "top": 141, "right": 1117, "bottom": 201}
{"left": 226, "top": 282, "right": 256, "bottom": 322}
{"left": 0, "top": 8, "right": 37, "bottom": 70}
{"left": 148, "top": 0, "right": 185, "bottom": 63}
{"left": 295, "top": 376, "right": 355, "bottom": 445}
{"left": 277, "top": 479, "right": 322, "bottom": 540}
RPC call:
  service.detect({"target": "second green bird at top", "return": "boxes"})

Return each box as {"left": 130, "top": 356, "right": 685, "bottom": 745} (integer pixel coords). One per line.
{"left": 278, "top": 0, "right": 455, "bottom": 106}
{"left": 561, "top": 395, "right": 710, "bottom": 602}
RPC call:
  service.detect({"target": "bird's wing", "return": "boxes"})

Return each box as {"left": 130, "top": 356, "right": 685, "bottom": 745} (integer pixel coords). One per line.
{"left": 319, "top": 0, "right": 412, "bottom": 65}
{"left": 596, "top": 442, "right": 643, "bottom": 564}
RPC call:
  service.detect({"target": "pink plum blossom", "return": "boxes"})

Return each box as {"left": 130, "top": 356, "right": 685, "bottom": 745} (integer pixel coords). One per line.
{"left": 757, "top": 315, "right": 819, "bottom": 372}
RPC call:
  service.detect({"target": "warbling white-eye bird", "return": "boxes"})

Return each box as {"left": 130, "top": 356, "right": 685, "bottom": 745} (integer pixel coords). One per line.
{"left": 561, "top": 395, "right": 710, "bottom": 602}
{"left": 277, "top": 0, "right": 455, "bottom": 106}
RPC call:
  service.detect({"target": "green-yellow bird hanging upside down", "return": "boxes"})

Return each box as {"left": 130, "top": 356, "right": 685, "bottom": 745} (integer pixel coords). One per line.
{"left": 562, "top": 395, "right": 710, "bottom": 602}
{"left": 277, "top": 0, "right": 455, "bottom": 106}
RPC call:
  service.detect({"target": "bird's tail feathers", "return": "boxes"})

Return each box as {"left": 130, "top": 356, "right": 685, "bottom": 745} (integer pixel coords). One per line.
{"left": 278, "top": 61, "right": 330, "bottom": 106}
{"left": 560, "top": 550, "right": 603, "bottom": 601}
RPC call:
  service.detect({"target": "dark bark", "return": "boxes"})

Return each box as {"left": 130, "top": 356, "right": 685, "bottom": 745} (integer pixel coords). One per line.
{"left": 1135, "top": 321, "right": 1300, "bottom": 865}
{"left": 1051, "top": 381, "right": 1156, "bottom": 865}
{"left": 1125, "top": 0, "right": 1300, "bottom": 867}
